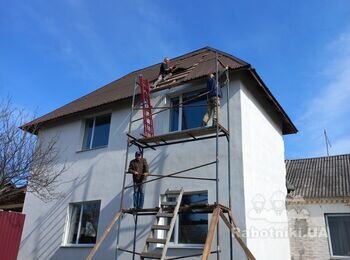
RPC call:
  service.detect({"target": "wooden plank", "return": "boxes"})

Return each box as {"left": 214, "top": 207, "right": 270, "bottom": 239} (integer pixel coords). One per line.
{"left": 165, "top": 190, "right": 182, "bottom": 195}
{"left": 86, "top": 211, "right": 123, "bottom": 260}
{"left": 138, "top": 124, "right": 228, "bottom": 144}
{"left": 0, "top": 203, "right": 24, "bottom": 209}
{"left": 224, "top": 211, "right": 256, "bottom": 260}
{"left": 161, "top": 201, "right": 177, "bottom": 206}
{"left": 154, "top": 68, "right": 195, "bottom": 88}
{"left": 146, "top": 238, "right": 167, "bottom": 244}
{"left": 202, "top": 206, "right": 221, "bottom": 260}
{"left": 123, "top": 207, "right": 159, "bottom": 214}
{"left": 152, "top": 225, "right": 170, "bottom": 230}
{"left": 140, "top": 251, "right": 162, "bottom": 259}
{"left": 156, "top": 212, "right": 174, "bottom": 218}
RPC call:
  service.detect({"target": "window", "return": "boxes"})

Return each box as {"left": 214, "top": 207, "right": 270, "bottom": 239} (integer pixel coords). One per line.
{"left": 325, "top": 214, "right": 350, "bottom": 257}
{"left": 170, "top": 90, "right": 207, "bottom": 132}
{"left": 170, "top": 191, "right": 208, "bottom": 246}
{"left": 65, "top": 200, "right": 101, "bottom": 245}
{"left": 82, "top": 114, "right": 111, "bottom": 150}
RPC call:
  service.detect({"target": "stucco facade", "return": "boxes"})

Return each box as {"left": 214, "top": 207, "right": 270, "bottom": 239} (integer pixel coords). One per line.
{"left": 19, "top": 71, "right": 291, "bottom": 260}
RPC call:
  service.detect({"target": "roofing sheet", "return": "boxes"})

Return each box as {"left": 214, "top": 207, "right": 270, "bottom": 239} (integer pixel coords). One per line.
{"left": 286, "top": 154, "right": 350, "bottom": 198}
{"left": 22, "top": 47, "right": 296, "bottom": 135}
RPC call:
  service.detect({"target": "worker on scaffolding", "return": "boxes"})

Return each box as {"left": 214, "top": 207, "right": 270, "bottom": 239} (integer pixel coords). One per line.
{"left": 201, "top": 67, "right": 228, "bottom": 127}
{"left": 128, "top": 151, "right": 149, "bottom": 209}
{"left": 152, "top": 57, "right": 176, "bottom": 88}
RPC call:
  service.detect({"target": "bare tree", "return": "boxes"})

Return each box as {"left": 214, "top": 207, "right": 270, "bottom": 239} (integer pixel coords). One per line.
{"left": 0, "top": 99, "right": 66, "bottom": 202}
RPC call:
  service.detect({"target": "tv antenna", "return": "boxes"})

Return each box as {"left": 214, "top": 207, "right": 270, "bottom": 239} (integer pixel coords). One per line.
{"left": 324, "top": 129, "right": 332, "bottom": 156}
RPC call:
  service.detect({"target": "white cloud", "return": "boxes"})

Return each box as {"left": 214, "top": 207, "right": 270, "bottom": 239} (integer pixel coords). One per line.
{"left": 289, "top": 30, "right": 350, "bottom": 158}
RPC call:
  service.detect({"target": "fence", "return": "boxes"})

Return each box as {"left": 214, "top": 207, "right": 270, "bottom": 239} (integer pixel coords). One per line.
{"left": 0, "top": 211, "right": 25, "bottom": 260}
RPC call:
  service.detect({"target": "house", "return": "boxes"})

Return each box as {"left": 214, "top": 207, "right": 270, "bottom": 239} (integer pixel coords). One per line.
{"left": 286, "top": 154, "right": 350, "bottom": 260}
{"left": 19, "top": 47, "right": 297, "bottom": 260}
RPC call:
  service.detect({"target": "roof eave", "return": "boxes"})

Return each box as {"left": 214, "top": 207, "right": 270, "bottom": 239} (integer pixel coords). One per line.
{"left": 248, "top": 68, "right": 298, "bottom": 135}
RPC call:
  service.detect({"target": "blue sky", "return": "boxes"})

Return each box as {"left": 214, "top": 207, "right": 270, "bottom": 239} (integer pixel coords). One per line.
{"left": 1, "top": 0, "right": 349, "bottom": 159}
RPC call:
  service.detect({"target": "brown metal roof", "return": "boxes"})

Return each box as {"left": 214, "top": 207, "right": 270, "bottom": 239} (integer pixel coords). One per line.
{"left": 286, "top": 154, "right": 350, "bottom": 199}
{"left": 22, "top": 47, "right": 297, "bottom": 134}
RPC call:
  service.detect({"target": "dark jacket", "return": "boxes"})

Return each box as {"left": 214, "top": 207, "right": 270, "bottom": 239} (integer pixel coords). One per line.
{"left": 207, "top": 69, "right": 227, "bottom": 98}
{"left": 207, "top": 77, "right": 223, "bottom": 98}
{"left": 159, "top": 62, "right": 172, "bottom": 76}
{"left": 128, "top": 158, "right": 149, "bottom": 183}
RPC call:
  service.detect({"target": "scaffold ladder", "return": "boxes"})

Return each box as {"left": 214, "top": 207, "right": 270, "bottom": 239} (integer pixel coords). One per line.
{"left": 141, "top": 189, "right": 184, "bottom": 259}
{"left": 139, "top": 75, "right": 154, "bottom": 137}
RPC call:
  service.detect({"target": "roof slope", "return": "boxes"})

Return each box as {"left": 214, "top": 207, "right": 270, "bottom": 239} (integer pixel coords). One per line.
{"left": 22, "top": 47, "right": 297, "bottom": 134}
{"left": 286, "top": 154, "right": 350, "bottom": 199}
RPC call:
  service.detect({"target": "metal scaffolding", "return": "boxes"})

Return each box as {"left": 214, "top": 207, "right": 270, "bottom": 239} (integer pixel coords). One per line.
{"left": 87, "top": 54, "right": 255, "bottom": 260}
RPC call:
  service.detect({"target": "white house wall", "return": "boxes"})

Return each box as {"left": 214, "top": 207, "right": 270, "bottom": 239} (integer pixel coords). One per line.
{"left": 240, "top": 74, "right": 291, "bottom": 260}
{"left": 19, "top": 74, "right": 288, "bottom": 259}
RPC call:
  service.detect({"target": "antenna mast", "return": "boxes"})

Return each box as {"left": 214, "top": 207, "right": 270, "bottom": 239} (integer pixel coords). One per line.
{"left": 324, "top": 129, "right": 332, "bottom": 156}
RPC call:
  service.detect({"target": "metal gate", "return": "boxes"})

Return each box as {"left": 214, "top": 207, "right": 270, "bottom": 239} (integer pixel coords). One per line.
{"left": 0, "top": 211, "right": 25, "bottom": 260}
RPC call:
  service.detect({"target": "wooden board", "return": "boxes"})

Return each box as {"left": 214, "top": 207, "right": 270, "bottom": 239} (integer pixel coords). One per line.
{"left": 134, "top": 124, "right": 228, "bottom": 145}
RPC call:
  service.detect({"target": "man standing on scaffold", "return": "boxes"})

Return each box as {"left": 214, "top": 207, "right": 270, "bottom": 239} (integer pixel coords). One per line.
{"left": 201, "top": 66, "right": 228, "bottom": 126}
{"left": 128, "top": 151, "right": 149, "bottom": 209}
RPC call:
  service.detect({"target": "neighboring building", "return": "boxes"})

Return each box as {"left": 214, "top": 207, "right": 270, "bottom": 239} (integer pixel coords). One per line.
{"left": 0, "top": 184, "right": 26, "bottom": 212}
{"left": 286, "top": 154, "right": 350, "bottom": 260}
{"left": 19, "top": 47, "right": 297, "bottom": 260}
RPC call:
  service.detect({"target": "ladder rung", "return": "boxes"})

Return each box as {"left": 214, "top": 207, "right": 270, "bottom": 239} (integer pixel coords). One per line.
{"left": 152, "top": 225, "right": 170, "bottom": 230}
{"left": 156, "top": 213, "right": 174, "bottom": 218}
{"left": 140, "top": 252, "right": 162, "bottom": 259}
{"left": 161, "top": 201, "right": 177, "bottom": 207}
{"left": 146, "top": 238, "right": 167, "bottom": 244}
{"left": 165, "top": 190, "right": 182, "bottom": 195}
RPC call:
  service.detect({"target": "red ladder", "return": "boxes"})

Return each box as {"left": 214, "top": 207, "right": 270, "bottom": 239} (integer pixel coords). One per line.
{"left": 139, "top": 75, "right": 154, "bottom": 137}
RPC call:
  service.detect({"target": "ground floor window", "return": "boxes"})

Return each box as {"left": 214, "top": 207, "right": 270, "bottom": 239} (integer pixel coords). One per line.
{"left": 65, "top": 200, "right": 101, "bottom": 245}
{"left": 170, "top": 191, "right": 208, "bottom": 246}
{"left": 325, "top": 214, "right": 350, "bottom": 257}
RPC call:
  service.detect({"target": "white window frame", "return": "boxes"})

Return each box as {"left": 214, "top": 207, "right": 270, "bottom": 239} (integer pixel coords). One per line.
{"left": 168, "top": 190, "right": 208, "bottom": 248}
{"left": 81, "top": 114, "right": 111, "bottom": 150}
{"left": 62, "top": 200, "right": 101, "bottom": 247}
{"left": 325, "top": 213, "right": 350, "bottom": 259}
{"left": 169, "top": 88, "right": 206, "bottom": 132}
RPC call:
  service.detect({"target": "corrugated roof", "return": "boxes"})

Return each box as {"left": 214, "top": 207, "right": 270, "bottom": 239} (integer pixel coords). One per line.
{"left": 286, "top": 154, "right": 350, "bottom": 199}
{"left": 22, "top": 47, "right": 297, "bottom": 135}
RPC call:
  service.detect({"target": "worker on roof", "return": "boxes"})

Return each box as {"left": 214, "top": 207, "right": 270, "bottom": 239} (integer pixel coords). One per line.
{"left": 128, "top": 151, "right": 149, "bottom": 209}
{"left": 152, "top": 57, "right": 176, "bottom": 88}
{"left": 201, "top": 67, "right": 228, "bottom": 127}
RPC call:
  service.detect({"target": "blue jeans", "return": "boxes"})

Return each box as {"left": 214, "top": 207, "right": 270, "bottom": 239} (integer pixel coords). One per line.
{"left": 133, "top": 183, "right": 145, "bottom": 209}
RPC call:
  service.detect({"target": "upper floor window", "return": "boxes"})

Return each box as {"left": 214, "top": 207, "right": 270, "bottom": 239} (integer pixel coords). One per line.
{"left": 82, "top": 114, "right": 111, "bottom": 150}
{"left": 170, "top": 90, "right": 207, "bottom": 132}
{"left": 65, "top": 200, "right": 101, "bottom": 245}
{"left": 170, "top": 191, "right": 208, "bottom": 246}
{"left": 325, "top": 214, "right": 350, "bottom": 257}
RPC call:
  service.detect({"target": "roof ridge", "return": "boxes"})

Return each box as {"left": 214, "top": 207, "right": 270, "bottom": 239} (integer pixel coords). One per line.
{"left": 286, "top": 153, "right": 350, "bottom": 162}
{"left": 204, "top": 46, "right": 250, "bottom": 66}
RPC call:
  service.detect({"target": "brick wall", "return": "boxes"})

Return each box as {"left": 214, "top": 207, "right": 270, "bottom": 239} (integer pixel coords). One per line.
{"left": 287, "top": 202, "right": 350, "bottom": 260}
